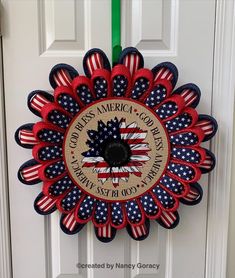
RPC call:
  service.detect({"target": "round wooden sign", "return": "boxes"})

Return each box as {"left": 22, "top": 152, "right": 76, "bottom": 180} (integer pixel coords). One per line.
{"left": 64, "top": 98, "right": 169, "bottom": 201}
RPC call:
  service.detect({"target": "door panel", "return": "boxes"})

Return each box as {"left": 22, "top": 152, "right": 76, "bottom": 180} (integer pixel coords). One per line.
{"left": 2, "top": 0, "right": 215, "bottom": 277}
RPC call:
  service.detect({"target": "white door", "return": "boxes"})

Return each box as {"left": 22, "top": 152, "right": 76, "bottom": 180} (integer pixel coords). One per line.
{"left": 2, "top": 0, "right": 216, "bottom": 277}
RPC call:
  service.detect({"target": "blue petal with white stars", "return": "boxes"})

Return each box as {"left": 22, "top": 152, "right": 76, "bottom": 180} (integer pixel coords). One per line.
{"left": 131, "top": 77, "right": 150, "bottom": 99}
{"left": 145, "top": 84, "right": 167, "bottom": 108}
{"left": 94, "top": 201, "right": 109, "bottom": 225}
{"left": 76, "top": 85, "right": 94, "bottom": 105}
{"left": 112, "top": 75, "right": 128, "bottom": 97}
{"left": 94, "top": 77, "right": 108, "bottom": 99}
{"left": 60, "top": 186, "right": 83, "bottom": 211}
{"left": 57, "top": 93, "right": 80, "bottom": 116}
{"left": 111, "top": 202, "right": 125, "bottom": 227}
{"left": 125, "top": 200, "right": 143, "bottom": 224}
{"left": 76, "top": 196, "right": 96, "bottom": 221}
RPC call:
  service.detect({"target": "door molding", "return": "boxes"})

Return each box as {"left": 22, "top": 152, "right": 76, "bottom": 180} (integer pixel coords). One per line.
{"left": 0, "top": 1, "right": 235, "bottom": 278}
{"left": 0, "top": 36, "right": 12, "bottom": 278}
{"left": 205, "top": 0, "right": 235, "bottom": 278}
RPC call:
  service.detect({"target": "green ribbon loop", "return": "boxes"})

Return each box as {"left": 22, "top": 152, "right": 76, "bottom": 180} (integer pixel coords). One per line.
{"left": 112, "top": 0, "right": 122, "bottom": 65}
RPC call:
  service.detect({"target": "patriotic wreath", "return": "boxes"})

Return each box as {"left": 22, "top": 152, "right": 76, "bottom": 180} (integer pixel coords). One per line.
{"left": 15, "top": 47, "right": 217, "bottom": 242}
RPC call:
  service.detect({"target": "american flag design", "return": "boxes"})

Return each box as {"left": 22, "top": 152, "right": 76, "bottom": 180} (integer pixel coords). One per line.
{"left": 111, "top": 202, "right": 125, "bottom": 227}
{"left": 83, "top": 48, "right": 111, "bottom": 78}
{"left": 93, "top": 77, "right": 109, "bottom": 99}
{"left": 145, "top": 84, "right": 168, "bottom": 108}
{"left": 165, "top": 112, "right": 193, "bottom": 133}
{"left": 15, "top": 47, "right": 217, "bottom": 242}
{"left": 97, "top": 224, "right": 112, "bottom": 238}
{"left": 61, "top": 211, "right": 79, "bottom": 232}
{"left": 113, "top": 74, "right": 129, "bottom": 97}
{"left": 15, "top": 124, "right": 39, "bottom": 147}
{"left": 158, "top": 174, "right": 188, "bottom": 197}
{"left": 152, "top": 61, "right": 178, "bottom": 88}
{"left": 158, "top": 211, "right": 179, "bottom": 229}
{"left": 86, "top": 53, "right": 104, "bottom": 76}
{"left": 131, "top": 77, "right": 150, "bottom": 100}
{"left": 152, "top": 185, "right": 177, "bottom": 210}
{"left": 18, "top": 160, "right": 42, "bottom": 184}
{"left": 81, "top": 118, "right": 150, "bottom": 187}
{"left": 34, "top": 193, "right": 57, "bottom": 214}
{"left": 123, "top": 53, "right": 141, "bottom": 76}
{"left": 171, "top": 146, "right": 203, "bottom": 164}
{"left": 35, "top": 124, "right": 64, "bottom": 144}
{"left": 130, "top": 223, "right": 148, "bottom": 239}
{"left": 169, "top": 129, "right": 201, "bottom": 146}
{"left": 49, "top": 63, "right": 78, "bottom": 89}
{"left": 180, "top": 183, "right": 203, "bottom": 205}
{"left": 195, "top": 115, "right": 217, "bottom": 140}
{"left": 119, "top": 48, "right": 144, "bottom": 76}
{"left": 140, "top": 193, "right": 159, "bottom": 218}
{"left": 167, "top": 161, "right": 197, "bottom": 182}
{"left": 199, "top": 149, "right": 216, "bottom": 173}
{"left": 76, "top": 84, "right": 95, "bottom": 105}
{"left": 46, "top": 175, "right": 74, "bottom": 197}
{"left": 60, "top": 186, "right": 83, "bottom": 212}
{"left": 53, "top": 69, "right": 73, "bottom": 87}
{"left": 183, "top": 188, "right": 201, "bottom": 202}
{"left": 19, "top": 129, "right": 38, "bottom": 145}
{"left": 46, "top": 107, "right": 72, "bottom": 129}
{"left": 30, "top": 94, "right": 50, "bottom": 113}
{"left": 55, "top": 91, "right": 80, "bottom": 116}
{"left": 28, "top": 91, "right": 53, "bottom": 116}
{"left": 155, "top": 100, "right": 179, "bottom": 120}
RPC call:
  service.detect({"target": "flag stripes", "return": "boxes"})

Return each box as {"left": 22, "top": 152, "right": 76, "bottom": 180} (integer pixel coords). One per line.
{"left": 53, "top": 69, "right": 73, "bottom": 87}
{"left": 97, "top": 224, "right": 112, "bottom": 238}
{"left": 180, "top": 89, "right": 198, "bottom": 106}
{"left": 30, "top": 94, "right": 50, "bottom": 113}
{"left": 36, "top": 195, "right": 57, "bottom": 212}
{"left": 131, "top": 224, "right": 147, "bottom": 238}
{"left": 20, "top": 164, "right": 41, "bottom": 182}
{"left": 182, "top": 189, "right": 199, "bottom": 202}
{"left": 124, "top": 54, "right": 140, "bottom": 76}
{"left": 18, "top": 129, "right": 38, "bottom": 145}
{"left": 86, "top": 53, "right": 103, "bottom": 76}
{"left": 154, "top": 68, "right": 173, "bottom": 82}
{"left": 200, "top": 155, "right": 213, "bottom": 169}
{"left": 97, "top": 172, "right": 133, "bottom": 178}
{"left": 195, "top": 120, "right": 214, "bottom": 135}
{"left": 160, "top": 211, "right": 176, "bottom": 228}
{"left": 62, "top": 212, "right": 77, "bottom": 232}
{"left": 82, "top": 120, "right": 150, "bottom": 186}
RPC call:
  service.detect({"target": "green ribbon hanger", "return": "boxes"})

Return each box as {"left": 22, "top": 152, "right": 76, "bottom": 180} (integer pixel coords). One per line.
{"left": 112, "top": 0, "right": 122, "bottom": 65}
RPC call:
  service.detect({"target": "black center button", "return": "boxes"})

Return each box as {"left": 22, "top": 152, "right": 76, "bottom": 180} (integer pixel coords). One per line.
{"left": 102, "top": 140, "right": 131, "bottom": 167}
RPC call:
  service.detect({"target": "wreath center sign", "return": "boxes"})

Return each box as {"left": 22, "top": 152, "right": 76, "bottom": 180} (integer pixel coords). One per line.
{"left": 15, "top": 47, "right": 217, "bottom": 242}
{"left": 64, "top": 98, "right": 169, "bottom": 201}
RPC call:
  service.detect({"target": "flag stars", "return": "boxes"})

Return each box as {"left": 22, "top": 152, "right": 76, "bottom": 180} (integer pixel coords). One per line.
{"left": 171, "top": 147, "right": 201, "bottom": 163}
{"left": 126, "top": 200, "right": 142, "bottom": 223}
{"left": 94, "top": 77, "right": 108, "bottom": 99}
{"left": 131, "top": 77, "right": 149, "bottom": 99}
{"left": 113, "top": 75, "right": 128, "bottom": 97}
{"left": 111, "top": 203, "right": 123, "bottom": 224}
{"left": 145, "top": 84, "right": 167, "bottom": 107}
{"left": 61, "top": 186, "right": 83, "bottom": 211}
{"left": 58, "top": 94, "right": 80, "bottom": 115}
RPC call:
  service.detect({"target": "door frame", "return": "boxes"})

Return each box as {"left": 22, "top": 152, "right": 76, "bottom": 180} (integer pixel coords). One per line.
{"left": 0, "top": 1, "right": 234, "bottom": 277}
{"left": 205, "top": 1, "right": 235, "bottom": 277}
{"left": 0, "top": 32, "right": 12, "bottom": 278}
